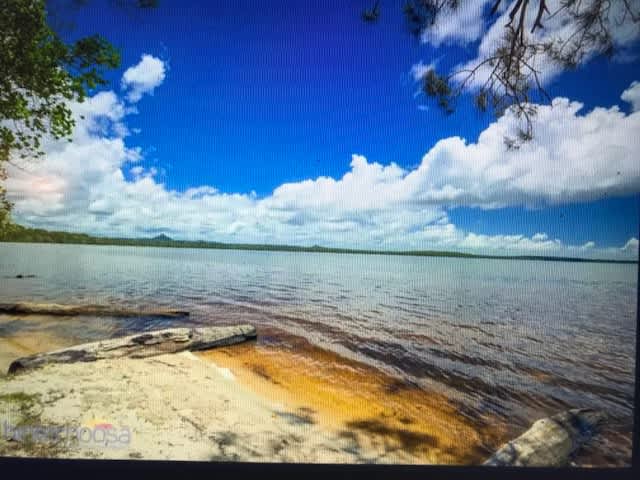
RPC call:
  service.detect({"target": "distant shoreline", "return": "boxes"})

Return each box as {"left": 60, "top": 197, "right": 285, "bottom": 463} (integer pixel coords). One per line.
{"left": 0, "top": 224, "right": 636, "bottom": 265}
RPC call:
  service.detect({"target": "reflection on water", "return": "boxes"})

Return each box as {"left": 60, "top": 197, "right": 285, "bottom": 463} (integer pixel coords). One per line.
{"left": 0, "top": 243, "right": 637, "bottom": 465}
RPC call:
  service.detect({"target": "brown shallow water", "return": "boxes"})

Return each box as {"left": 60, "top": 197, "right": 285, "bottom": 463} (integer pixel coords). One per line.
{"left": 0, "top": 315, "right": 77, "bottom": 375}
{"left": 198, "top": 327, "right": 507, "bottom": 464}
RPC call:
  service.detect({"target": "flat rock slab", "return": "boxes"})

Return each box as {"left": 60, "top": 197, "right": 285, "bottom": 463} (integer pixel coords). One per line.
{"left": 0, "top": 302, "right": 189, "bottom": 318}
{"left": 484, "top": 409, "right": 604, "bottom": 467}
{"left": 8, "top": 325, "right": 257, "bottom": 374}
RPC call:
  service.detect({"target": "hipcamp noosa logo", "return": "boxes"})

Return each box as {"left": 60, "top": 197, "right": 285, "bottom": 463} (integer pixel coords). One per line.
{"left": 2, "top": 417, "right": 132, "bottom": 449}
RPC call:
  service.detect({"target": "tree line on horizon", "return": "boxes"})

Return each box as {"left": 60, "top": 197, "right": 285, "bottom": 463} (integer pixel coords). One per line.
{"left": 1, "top": 223, "right": 636, "bottom": 264}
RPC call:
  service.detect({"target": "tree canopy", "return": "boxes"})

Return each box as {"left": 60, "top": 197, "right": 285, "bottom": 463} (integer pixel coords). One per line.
{"left": 0, "top": 0, "right": 155, "bottom": 229}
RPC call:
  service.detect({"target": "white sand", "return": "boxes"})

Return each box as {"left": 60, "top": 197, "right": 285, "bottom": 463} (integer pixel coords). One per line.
{"left": 0, "top": 350, "right": 398, "bottom": 462}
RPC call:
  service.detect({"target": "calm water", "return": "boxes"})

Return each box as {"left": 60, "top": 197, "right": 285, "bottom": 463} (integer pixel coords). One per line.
{"left": 1, "top": 243, "right": 637, "bottom": 464}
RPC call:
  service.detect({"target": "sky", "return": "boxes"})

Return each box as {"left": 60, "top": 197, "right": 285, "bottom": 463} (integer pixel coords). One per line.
{"left": 5, "top": 0, "right": 640, "bottom": 259}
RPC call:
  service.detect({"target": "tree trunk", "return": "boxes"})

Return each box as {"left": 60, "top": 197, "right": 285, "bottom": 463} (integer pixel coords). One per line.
{"left": 8, "top": 325, "right": 256, "bottom": 374}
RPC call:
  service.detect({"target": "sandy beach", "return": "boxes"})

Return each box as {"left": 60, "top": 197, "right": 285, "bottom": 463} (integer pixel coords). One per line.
{"left": 1, "top": 349, "right": 384, "bottom": 462}
{"left": 0, "top": 316, "right": 501, "bottom": 463}
{"left": 0, "top": 306, "right": 622, "bottom": 466}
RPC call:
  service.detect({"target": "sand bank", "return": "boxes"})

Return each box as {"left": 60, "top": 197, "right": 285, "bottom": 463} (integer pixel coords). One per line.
{"left": 0, "top": 318, "right": 502, "bottom": 463}
{"left": 0, "top": 350, "right": 402, "bottom": 462}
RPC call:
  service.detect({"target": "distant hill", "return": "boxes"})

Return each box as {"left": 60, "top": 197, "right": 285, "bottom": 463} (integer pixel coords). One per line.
{"left": 151, "top": 234, "right": 173, "bottom": 242}
{"left": 0, "top": 223, "right": 636, "bottom": 264}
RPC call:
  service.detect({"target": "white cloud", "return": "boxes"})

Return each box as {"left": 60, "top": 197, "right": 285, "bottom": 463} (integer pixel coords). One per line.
{"left": 401, "top": 94, "right": 640, "bottom": 208}
{"left": 621, "top": 81, "right": 640, "bottom": 112}
{"left": 121, "top": 54, "right": 166, "bottom": 102}
{"left": 451, "top": 232, "right": 638, "bottom": 259}
{"left": 4, "top": 70, "right": 640, "bottom": 260}
{"left": 419, "top": 1, "right": 496, "bottom": 47}
{"left": 622, "top": 237, "right": 639, "bottom": 254}
{"left": 581, "top": 241, "right": 596, "bottom": 250}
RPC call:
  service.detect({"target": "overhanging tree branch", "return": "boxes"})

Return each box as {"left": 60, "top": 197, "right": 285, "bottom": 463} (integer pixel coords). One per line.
{"left": 363, "top": 0, "right": 639, "bottom": 144}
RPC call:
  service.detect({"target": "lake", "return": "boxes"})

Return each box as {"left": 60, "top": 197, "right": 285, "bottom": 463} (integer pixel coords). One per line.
{"left": 0, "top": 242, "right": 637, "bottom": 464}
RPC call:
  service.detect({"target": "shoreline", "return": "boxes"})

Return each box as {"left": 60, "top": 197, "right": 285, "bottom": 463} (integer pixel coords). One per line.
{"left": 0, "top": 313, "right": 630, "bottom": 465}
{"left": 0, "top": 350, "right": 379, "bottom": 462}
{"left": 1, "top": 234, "right": 636, "bottom": 265}
{"left": 0, "top": 317, "right": 504, "bottom": 464}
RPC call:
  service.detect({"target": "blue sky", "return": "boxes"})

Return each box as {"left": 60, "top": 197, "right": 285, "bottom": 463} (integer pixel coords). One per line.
{"left": 6, "top": 0, "right": 640, "bottom": 258}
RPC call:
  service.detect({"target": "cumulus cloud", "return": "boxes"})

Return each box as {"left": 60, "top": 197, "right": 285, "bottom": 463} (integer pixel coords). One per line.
{"left": 121, "top": 54, "right": 166, "bottom": 102}
{"left": 4, "top": 67, "right": 640, "bottom": 260}
{"left": 403, "top": 95, "right": 640, "bottom": 208}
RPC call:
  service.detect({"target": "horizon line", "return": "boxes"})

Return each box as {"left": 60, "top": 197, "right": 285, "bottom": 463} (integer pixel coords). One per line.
{"left": 1, "top": 224, "right": 637, "bottom": 265}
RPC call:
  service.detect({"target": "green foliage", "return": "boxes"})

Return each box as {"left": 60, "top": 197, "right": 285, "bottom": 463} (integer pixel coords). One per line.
{"left": 361, "top": 0, "right": 380, "bottom": 23}
{"left": 422, "top": 69, "right": 453, "bottom": 114}
{"left": 0, "top": 0, "right": 126, "bottom": 226}
{"left": 0, "top": 0, "right": 121, "bottom": 161}
{"left": 134, "top": 0, "right": 157, "bottom": 7}
{"left": 0, "top": 155, "right": 10, "bottom": 232}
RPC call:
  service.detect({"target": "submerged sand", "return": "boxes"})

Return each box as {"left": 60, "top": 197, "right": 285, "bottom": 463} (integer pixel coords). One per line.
{"left": 198, "top": 338, "right": 501, "bottom": 464}
{"left": 0, "top": 325, "right": 71, "bottom": 377}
